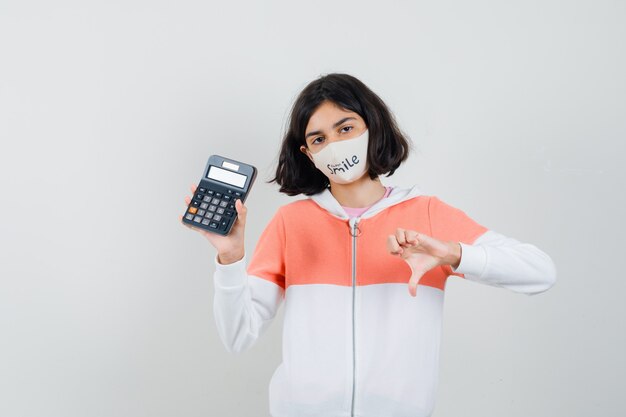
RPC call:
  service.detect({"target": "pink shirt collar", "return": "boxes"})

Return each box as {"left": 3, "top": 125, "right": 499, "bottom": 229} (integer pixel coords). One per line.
{"left": 340, "top": 186, "right": 392, "bottom": 218}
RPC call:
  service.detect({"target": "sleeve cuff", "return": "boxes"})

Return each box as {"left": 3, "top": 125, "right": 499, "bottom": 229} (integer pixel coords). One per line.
{"left": 450, "top": 242, "right": 487, "bottom": 278}
{"left": 214, "top": 252, "right": 248, "bottom": 289}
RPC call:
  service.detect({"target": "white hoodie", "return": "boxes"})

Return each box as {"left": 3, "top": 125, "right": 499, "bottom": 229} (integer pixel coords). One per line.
{"left": 212, "top": 185, "right": 557, "bottom": 417}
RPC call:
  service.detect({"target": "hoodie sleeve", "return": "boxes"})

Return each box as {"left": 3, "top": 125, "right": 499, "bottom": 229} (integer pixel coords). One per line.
{"left": 428, "top": 196, "right": 557, "bottom": 296}
{"left": 213, "top": 208, "right": 286, "bottom": 354}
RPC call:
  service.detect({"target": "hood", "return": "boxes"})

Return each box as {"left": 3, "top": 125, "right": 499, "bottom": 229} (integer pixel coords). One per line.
{"left": 307, "top": 184, "right": 424, "bottom": 221}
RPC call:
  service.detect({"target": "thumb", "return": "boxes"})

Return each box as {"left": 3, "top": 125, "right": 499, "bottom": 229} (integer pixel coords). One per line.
{"left": 235, "top": 199, "right": 247, "bottom": 226}
{"left": 405, "top": 259, "right": 428, "bottom": 298}
{"left": 407, "top": 269, "right": 424, "bottom": 297}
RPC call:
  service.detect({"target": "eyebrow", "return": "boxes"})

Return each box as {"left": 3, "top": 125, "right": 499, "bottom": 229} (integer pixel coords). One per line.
{"left": 305, "top": 117, "right": 357, "bottom": 140}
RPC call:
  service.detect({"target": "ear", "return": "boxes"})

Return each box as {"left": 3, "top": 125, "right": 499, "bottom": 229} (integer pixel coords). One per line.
{"left": 300, "top": 145, "right": 313, "bottom": 162}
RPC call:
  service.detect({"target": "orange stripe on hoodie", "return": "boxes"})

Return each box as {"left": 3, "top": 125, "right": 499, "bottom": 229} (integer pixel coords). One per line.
{"left": 247, "top": 195, "right": 488, "bottom": 291}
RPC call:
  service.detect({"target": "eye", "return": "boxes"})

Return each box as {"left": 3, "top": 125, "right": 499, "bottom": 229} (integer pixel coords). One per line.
{"left": 312, "top": 136, "right": 325, "bottom": 145}
{"left": 340, "top": 125, "right": 353, "bottom": 133}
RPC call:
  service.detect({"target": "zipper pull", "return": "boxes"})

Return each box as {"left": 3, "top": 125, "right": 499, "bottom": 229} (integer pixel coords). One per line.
{"left": 349, "top": 217, "right": 362, "bottom": 237}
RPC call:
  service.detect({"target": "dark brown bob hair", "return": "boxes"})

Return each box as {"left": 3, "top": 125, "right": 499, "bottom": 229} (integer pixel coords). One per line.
{"left": 268, "top": 73, "right": 412, "bottom": 196}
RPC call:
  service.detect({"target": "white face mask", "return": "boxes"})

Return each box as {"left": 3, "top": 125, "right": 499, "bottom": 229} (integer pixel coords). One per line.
{"left": 308, "top": 129, "right": 369, "bottom": 184}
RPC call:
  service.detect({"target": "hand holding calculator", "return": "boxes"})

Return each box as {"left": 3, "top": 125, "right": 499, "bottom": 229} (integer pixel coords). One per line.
{"left": 181, "top": 155, "right": 257, "bottom": 236}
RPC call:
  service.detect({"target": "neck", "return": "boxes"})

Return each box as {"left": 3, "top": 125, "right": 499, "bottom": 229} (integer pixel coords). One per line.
{"left": 329, "top": 175, "right": 386, "bottom": 208}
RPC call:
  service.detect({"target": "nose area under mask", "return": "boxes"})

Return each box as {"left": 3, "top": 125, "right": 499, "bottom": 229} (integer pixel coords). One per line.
{"left": 306, "top": 129, "right": 369, "bottom": 184}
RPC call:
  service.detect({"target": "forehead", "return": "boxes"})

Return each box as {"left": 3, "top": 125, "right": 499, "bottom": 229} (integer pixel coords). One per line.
{"left": 305, "top": 101, "right": 362, "bottom": 132}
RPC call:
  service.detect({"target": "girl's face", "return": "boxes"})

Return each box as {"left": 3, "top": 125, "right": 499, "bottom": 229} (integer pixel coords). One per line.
{"left": 300, "top": 100, "right": 368, "bottom": 160}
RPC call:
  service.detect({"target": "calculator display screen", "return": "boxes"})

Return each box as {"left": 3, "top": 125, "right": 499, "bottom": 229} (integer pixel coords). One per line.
{"left": 207, "top": 166, "right": 247, "bottom": 188}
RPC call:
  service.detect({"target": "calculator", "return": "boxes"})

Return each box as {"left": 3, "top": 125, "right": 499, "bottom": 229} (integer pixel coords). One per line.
{"left": 183, "top": 155, "right": 257, "bottom": 235}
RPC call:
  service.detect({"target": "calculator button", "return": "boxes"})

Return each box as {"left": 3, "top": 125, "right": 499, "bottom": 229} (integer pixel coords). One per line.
{"left": 193, "top": 216, "right": 202, "bottom": 223}
{"left": 228, "top": 203, "right": 235, "bottom": 210}
{"left": 234, "top": 191, "right": 242, "bottom": 197}
{"left": 195, "top": 193, "right": 203, "bottom": 200}
{"left": 209, "top": 221, "right": 219, "bottom": 229}
{"left": 215, "top": 192, "right": 222, "bottom": 198}
{"left": 211, "top": 198, "right": 220, "bottom": 205}
{"left": 208, "top": 205, "right": 217, "bottom": 212}
{"left": 223, "top": 195, "right": 231, "bottom": 201}
{"left": 219, "top": 201, "right": 228, "bottom": 208}
{"left": 188, "top": 207, "right": 198, "bottom": 214}
{"left": 213, "top": 214, "right": 222, "bottom": 222}
{"left": 219, "top": 219, "right": 230, "bottom": 230}
{"left": 227, "top": 189, "right": 233, "bottom": 194}
{"left": 192, "top": 200, "right": 200, "bottom": 207}
{"left": 205, "top": 212, "right": 214, "bottom": 219}
{"left": 207, "top": 190, "right": 214, "bottom": 195}
{"left": 200, "top": 202, "right": 208, "bottom": 209}
{"left": 216, "top": 207, "right": 225, "bottom": 214}
{"left": 203, "top": 196, "right": 212, "bottom": 203}
{"left": 201, "top": 219, "right": 210, "bottom": 225}
{"left": 197, "top": 209, "right": 206, "bottom": 216}
{"left": 185, "top": 213, "right": 194, "bottom": 221}
{"left": 225, "top": 210, "right": 234, "bottom": 217}
{"left": 199, "top": 187, "right": 207, "bottom": 193}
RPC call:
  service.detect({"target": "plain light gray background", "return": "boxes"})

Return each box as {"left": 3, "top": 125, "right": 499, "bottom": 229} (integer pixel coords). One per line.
{"left": 1, "top": 0, "right": 624, "bottom": 416}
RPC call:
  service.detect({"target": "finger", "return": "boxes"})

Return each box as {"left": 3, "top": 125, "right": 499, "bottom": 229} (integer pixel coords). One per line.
{"left": 408, "top": 271, "right": 423, "bottom": 297}
{"left": 413, "top": 232, "right": 433, "bottom": 250}
{"left": 234, "top": 199, "right": 247, "bottom": 227}
{"left": 387, "top": 235, "right": 403, "bottom": 255}
{"left": 395, "top": 228, "right": 407, "bottom": 246}
{"left": 190, "top": 184, "right": 197, "bottom": 193}
{"left": 184, "top": 196, "right": 191, "bottom": 206}
{"left": 404, "top": 230, "right": 419, "bottom": 246}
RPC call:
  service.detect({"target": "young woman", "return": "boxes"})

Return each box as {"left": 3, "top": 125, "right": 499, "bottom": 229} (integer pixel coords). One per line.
{"left": 180, "top": 73, "right": 557, "bottom": 417}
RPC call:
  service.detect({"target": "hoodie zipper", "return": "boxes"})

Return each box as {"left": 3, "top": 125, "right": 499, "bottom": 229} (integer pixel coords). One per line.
{"left": 349, "top": 216, "right": 361, "bottom": 417}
